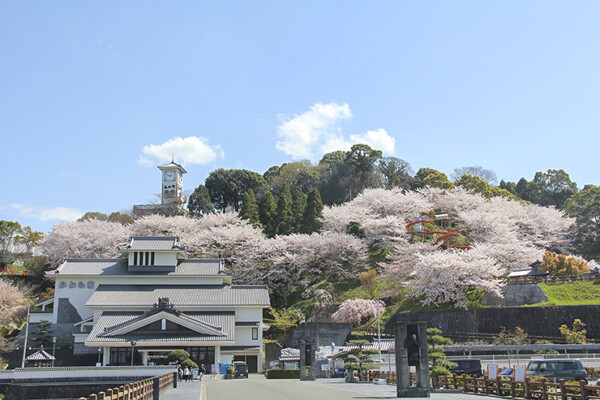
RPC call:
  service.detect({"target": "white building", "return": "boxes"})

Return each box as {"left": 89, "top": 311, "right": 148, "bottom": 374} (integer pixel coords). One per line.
{"left": 45, "top": 236, "right": 270, "bottom": 373}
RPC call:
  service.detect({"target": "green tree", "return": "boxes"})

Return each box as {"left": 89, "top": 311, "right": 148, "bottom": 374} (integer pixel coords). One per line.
{"left": 77, "top": 212, "right": 108, "bottom": 222}
{"left": 15, "top": 226, "right": 44, "bottom": 255}
{"left": 291, "top": 188, "right": 307, "bottom": 232}
{"left": 359, "top": 269, "right": 379, "bottom": 299}
{"left": 377, "top": 157, "right": 414, "bottom": 190}
{"left": 0, "top": 220, "right": 23, "bottom": 253}
{"left": 107, "top": 212, "right": 134, "bottom": 225}
{"left": 299, "top": 188, "right": 324, "bottom": 234}
{"left": 267, "top": 161, "right": 319, "bottom": 195}
{"left": 490, "top": 186, "right": 519, "bottom": 200}
{"left": 167, "top": 350, "right": 191, "bottom": 364}
{"left": 318, "top": 150, "right": 350, "bottom": 205}
{"left": 427, "top": 328, "right": 456, "bottom": 389}
{"left": 263, "top": 307, "right": 305, "bottom": 341}
{"left": 423, "top": 171, "right": 454, "bottom": 189}
{"left": 559, "top": 319, "right": 587, "bottom": 344}
{"left": 275, "top": 184, "right": 294, "bottom": 235}
{"left": 205, "top": 169, "right": 266, "bottom": 211}
{"left": 188, "top": 184, "right": 213, "bottom": 215}
{"left": 499, "top": 180, "right": 519, "bottom": 196}
{"left": 521, "top": 169, "right": 578, "bottom": 209}
{"left": 239, "top": 189, "right": 262, "bottom": 228}
{"left": 455, "top": 174, "right": 493, "bottom": 198}
{"left": 259, "top": 191, "right": 277, "bottom": 237}
{"left": 342, "top": 338, "right": 379, "bottom": 380}
{"left": 541, "top": 251, "right": 589, "bottom": 276}
{"left": 414, "top": 167, "right": 439, "bottom": 189}
{"left": 344, "top": 144, "right": 383, "bottom": 194}
{"left": 493, "top": 326, "right": 529, "bottom": 345}
{"left": 565, "top": 185, "right": 600, "bottom": 260}
{"left": 24, "top": 256, "right": 50, "bottom": 276}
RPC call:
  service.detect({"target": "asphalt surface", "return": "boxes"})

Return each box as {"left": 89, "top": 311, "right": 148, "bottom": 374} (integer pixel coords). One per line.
{"left": 192, "top": 375, "right": 493, "bottom": 400}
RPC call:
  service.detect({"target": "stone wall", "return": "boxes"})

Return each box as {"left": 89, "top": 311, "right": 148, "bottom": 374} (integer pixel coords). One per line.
{"left": 282, "top": 322, "right": 351, "bottom": 348}
{"left": 386, "top": 305, "right": 600, "bottom": 339}
{"left": 481, "top": 284, "right": 548, "bottom": 306}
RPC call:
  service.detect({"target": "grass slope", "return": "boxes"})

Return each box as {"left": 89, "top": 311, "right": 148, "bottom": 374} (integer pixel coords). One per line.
{"left": 537, "top": 281, "right": 600, "bottom": 306}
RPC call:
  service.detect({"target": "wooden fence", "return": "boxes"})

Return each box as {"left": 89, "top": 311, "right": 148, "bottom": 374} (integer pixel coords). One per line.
{"left": 358, "top": 371, "right": 600, "bottom": 400}
{"left": 78, "top": 372, "right": 175, "bottom": 400}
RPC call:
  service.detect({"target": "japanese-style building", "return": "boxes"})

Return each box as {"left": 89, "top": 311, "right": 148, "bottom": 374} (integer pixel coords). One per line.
{"left": 45, "top": 236, "right": 270, "bottom": 373}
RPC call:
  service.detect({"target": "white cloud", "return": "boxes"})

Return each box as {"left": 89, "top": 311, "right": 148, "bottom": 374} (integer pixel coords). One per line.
{"left": 276, "top": 103, "right": 395, "bottom": 159}
{"left": 138, "top": 136, "right": 225, "bottom": 166}
{"left": 350, "top": 129, "right": 396, "bottom": 155}
{"left": 2, "top": 204, "right": 84, "bottom": 222}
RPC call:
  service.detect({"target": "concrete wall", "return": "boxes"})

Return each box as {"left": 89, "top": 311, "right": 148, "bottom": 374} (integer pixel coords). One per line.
{"left": 386, "top": 305, "right": 600, "bottom": 338}
{"left": 283, "top": 322, "right": 351, "bottom": 348}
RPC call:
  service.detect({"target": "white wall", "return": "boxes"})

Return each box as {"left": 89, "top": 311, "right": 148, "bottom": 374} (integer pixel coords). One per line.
{"left": 235, "top": 308, "right": 262, "bottom": 321}
{"left": 234, "top": 327, "right": 261, "bottom": 346}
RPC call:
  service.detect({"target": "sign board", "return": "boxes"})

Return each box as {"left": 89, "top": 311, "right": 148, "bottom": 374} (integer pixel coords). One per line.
{"left": 321, "top": 364, "right": 330, "bottom": 371}
{"left": 514, "top": 366, "right": 526, "bottom": 381}
{"left": 488, "top": 364, "right": 498, "bottom": 379}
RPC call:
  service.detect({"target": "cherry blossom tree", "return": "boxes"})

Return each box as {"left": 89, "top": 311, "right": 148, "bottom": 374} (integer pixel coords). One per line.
{"left": 332, "top": 298, "right": 385, "bottom": 325}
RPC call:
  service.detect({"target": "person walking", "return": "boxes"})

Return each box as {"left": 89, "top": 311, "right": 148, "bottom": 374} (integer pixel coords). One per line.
{"left": 199, "top": 363, "right": 206, "bottom": 381}
{"left": 183, "top": 366, "right": 190, "bottom": 382}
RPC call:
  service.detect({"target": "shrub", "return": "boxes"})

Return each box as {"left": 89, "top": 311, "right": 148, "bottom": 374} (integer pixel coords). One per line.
{"left": 180, "top": 359, "right": 198, "bottom": 369}
{"left": 266, "top": 369, "right": 301, "bottom": 379}
{"left": 167, "top": 350, "right": 191, "bottom": 364}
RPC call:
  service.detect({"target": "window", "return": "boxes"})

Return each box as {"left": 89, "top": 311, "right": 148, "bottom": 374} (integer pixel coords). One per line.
{"left": 252, "top": 327, "right": 258, "bottom": 340}
{"left": 151, "top": 252, "right": 155, "bottom": 265}
{"left": 133, "top": 252, "right": 138, "bottom": 265}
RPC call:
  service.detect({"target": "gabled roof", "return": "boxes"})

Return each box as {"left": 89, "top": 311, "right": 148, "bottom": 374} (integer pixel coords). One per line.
{"left": 85, "top": 284, "right": 270, "bottom": 308}
{"left": 85, "top": 311, "right": 235, "bottom": 345}
{"left": 26, "top": 349, "right": 55, "bottom": 361}
{"left": 158, "top": 161, "right": 187, "bottom": 173}
{"left": 48, "top": 258, "right": 226, "bottom": 277}
{"left": 121, "top": 237, "right": 185, "bottom": 252}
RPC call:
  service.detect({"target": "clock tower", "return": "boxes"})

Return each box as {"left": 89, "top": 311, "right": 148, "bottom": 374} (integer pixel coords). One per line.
{"left": 157, "top": 161, "right": 187, "bottom": 205}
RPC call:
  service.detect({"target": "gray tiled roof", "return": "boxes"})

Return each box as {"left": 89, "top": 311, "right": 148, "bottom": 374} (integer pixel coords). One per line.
{"left": 49, "top": 258, "right": 226, "bottom": 277}
{"left": 124, "top": 237, "right": 184, "bottom": 251}
{"left": 26, "top": 350, "right": 55, "bottom": 361}
{"left": 86, "top": 284, "right": 270, "bottom": 308}
{"left": 85, "top": 311, "right": 235, "bottom": 344}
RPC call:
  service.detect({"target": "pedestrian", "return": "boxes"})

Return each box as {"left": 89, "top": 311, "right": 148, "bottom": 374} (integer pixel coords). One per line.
{"left": 178, "top": 366, "right": 183, "bottom": 381}
{"left": 183, "top": 366, "right": 190, "bottom": 381}
{"left": 199, "top": 363, "right": 206, "bottom": 381}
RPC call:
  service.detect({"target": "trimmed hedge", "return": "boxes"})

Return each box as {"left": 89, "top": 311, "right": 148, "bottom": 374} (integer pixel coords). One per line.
{"left": 266, "top": 369, "right": 300, "bottom": 379}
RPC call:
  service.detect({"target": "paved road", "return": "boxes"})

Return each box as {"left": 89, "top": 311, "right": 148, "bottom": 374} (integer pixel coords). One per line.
{"left": 200, "top": 375, "right": 492, "bottom": 400}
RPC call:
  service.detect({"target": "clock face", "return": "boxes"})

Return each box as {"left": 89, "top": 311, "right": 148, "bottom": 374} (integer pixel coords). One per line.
{"left": 164, "top": 171, "right": 176, "bottom": 182}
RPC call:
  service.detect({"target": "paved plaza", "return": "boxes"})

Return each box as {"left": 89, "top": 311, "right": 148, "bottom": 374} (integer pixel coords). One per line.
{"left": 161, "top": 374, "right": 493, "bottom": 400}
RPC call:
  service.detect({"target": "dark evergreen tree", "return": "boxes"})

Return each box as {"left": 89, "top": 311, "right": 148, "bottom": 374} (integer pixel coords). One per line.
{"left": 300, "top": 188, "right": 324, "bottom": 234}
{"left": 259, "top": 191, "right": 277, "bottom": 237}
{"left": 291, "top": 187, "right": 307, "bottom": 232}
{"left": 187, "top": 185, "right": 213, "bottom": 215}
{"left": 239, "top": 189, "right": 261, "bottom": 228}
{"left": 275, "top": 184, "right": 294, "bottom": 236}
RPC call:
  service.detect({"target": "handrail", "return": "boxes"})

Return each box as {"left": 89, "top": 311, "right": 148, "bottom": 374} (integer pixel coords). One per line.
{"left": 78, "top": 372, "right": 176, "bottom": 400}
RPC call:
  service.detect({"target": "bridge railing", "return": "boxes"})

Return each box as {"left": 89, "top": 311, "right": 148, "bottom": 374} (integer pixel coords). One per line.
{"left": 78, "top": 372, "right": 176, "bottom": 400}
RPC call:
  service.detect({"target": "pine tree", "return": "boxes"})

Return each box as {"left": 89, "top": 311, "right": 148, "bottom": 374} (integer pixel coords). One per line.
{"left": 275, "top": 184, "right": 294, "bottom": 236}
{"left": 300, "top": 188, "right": 323, "bottom": 234}
{"left": 259, "top": 191, "right": 277, "bottom": 237}
{"left": 239, "top": 189, "right": 262, "bottom": 229}
{"left": 291, "top": 187, "right": 307, "bottom": 232}
{"left": 427, "top": 328, "right": 456, "bottom": 388}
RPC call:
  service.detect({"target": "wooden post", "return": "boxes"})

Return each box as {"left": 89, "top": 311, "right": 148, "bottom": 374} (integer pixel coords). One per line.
{"left": 106, "top": 389, "right": 113, "bottom": 400}
{"left": 510, "top": 377, "right": 516, "bottom": 398}
{"left": 484, "top": 376, "right": 490, "bottom": 394}
{"left": 463, "top": 375, "right": 467, "bottom": 393}
{"left": 580, "top": 380, "right": 589, "bottom": 400}
{"left": 558, "top": 380, "right": 567, "bottom": 400}
{"left": 541, "top": 379, "right": 548, "bottom": 400}
{"left": 496, "top": 376, "right": 501, "bottom": 396}
{"left": 524, "top": 377, "right": 530, "bottom": 398}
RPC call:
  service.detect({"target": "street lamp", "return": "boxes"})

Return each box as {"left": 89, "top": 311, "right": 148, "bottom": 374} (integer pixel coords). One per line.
{"left": 130, "top": 340, "right": 137, "bottom": 366}
{"left": 52, "top": 337, "right": 57, "bottom": 367}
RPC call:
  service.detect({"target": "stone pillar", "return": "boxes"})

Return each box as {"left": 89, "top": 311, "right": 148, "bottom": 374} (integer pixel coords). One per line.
{"left": 299, "top": 340, "right": 306, "bottom": 380}
{"left": 142, "top": 351, "right": 148, "bottom": 366}
{"left": 299, "top": 340, "right": 316, "bottom": 380}
{"left": 214, "top": 345, "right": 221, "bottom": 374}
{"left": 395, "top": 321, "right": 430, "bottom": 398}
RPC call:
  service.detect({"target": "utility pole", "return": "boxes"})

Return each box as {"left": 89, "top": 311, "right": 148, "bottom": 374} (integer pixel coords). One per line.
{"left": 21, "top": 304, "right": 30, "bottom": 368}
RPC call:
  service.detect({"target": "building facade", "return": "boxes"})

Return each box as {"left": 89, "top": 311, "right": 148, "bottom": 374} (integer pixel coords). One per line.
{"left": 45, "top": 236, "right": 270, "bottom": 372}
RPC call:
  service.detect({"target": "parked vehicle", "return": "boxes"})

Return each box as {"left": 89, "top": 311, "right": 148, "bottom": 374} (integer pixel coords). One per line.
{"left": 526, "top": 359, "right": 587, "bottom": 383}
{"left": 449, "top": 359, "right": 483, "bottom": 377}
{"left": 499, "top": 368, "right": 514, "bottom": 378}
{"left": 233, "top": 361, "right": 249, "bottom": 378}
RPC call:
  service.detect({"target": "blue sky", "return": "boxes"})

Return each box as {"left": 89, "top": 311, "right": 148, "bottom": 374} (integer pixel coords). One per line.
{"left": 2, "top": 1, "right": 599, "bottom": 233}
